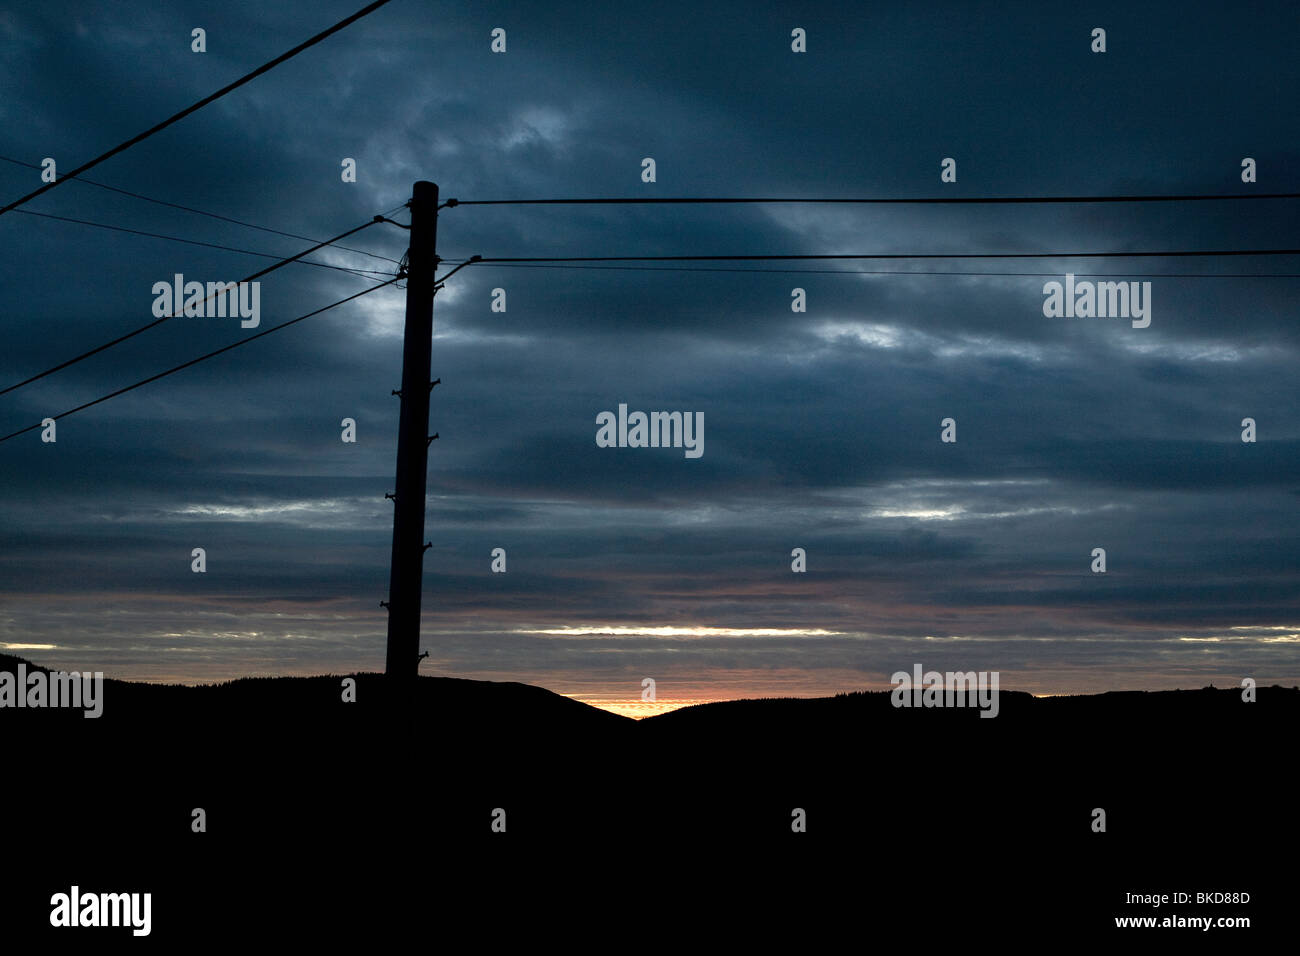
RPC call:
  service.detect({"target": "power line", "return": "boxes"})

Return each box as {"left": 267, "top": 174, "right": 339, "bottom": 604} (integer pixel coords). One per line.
{"left": 433, "top": 258, "right": 479, "bottom": 286}
{"left": 470, "top": 261, "right": 1300, "bottom": 279}
{"left": 0, "top": 0, "right": 393, "bottom": 218}
{"left": 0, "top": 277, "right": 399, "bottom": 445}
{"left": 0, "top": 155, "right": 400, "bottom": 266}
{"left": 477, "top": 248, "right": 1300, "bottom": 265}
{"left": 449, "top": 193, "right": 1300, "bottom": 207}
{"left": 0, "top": 217, "right": 391, "bottom": 397}
{"left": 14, "top": 208, "right": 395, "bottom": 279}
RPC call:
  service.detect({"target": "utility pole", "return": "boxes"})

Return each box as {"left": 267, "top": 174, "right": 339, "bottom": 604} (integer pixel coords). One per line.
{"left": 384, "top": 180, "right": 439, "bottom": 684}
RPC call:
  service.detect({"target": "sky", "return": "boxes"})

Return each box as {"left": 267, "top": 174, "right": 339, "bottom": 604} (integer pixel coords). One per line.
{"left": 0, "top": 0, "right": 1297, "bottom": 715}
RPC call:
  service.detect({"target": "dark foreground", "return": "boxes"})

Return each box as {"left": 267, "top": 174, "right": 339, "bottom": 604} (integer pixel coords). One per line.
{"left": 2, "top": 654, "right": 1293, "bottom": 943}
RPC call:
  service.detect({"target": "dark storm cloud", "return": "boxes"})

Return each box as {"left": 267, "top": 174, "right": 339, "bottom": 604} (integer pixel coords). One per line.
{"left": 0, "top": 0, "right": 1296, "bottom": 696}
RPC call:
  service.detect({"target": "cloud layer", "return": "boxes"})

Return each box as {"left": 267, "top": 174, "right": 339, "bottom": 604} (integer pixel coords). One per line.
{"left": 1, "top": 1, "right": 1296, "bottom": 704}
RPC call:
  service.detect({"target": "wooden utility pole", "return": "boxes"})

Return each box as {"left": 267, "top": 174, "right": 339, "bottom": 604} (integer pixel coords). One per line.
{"left": 384, "top": 180, "right": 439, "bottom": 682}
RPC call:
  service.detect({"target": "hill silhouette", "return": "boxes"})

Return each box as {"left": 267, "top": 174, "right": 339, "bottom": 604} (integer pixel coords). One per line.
{"left": 4, "top": 653, "right": 1292, "bottom": 940}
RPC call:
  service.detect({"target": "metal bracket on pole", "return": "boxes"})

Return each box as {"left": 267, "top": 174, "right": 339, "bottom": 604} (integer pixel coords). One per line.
{"left": 426, "top": 433, "right": 438, "bottom": 446}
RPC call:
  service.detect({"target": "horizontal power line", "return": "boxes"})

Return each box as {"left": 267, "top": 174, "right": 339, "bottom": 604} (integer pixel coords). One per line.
{"left": 450, "top": 193, "right": 1300, "bottom": 206}
{"left": 15, "top": 208, "right": 395, "bottom": 279}
{"left": 0, "top": 277, "right": 399, "bottom": 445}
{"left": 0, "top": 217, "right": 392, "bottom": 398}
{"left": 0, "top": 155, "right": 399, "bottom": 265}
{"left": 476, "top": 249, "right": 1300, "bottom": 264}
{"left": 470, "top": 261, "right": 1300, "bottom": 279}
{"left": 0, "top": 0, "right": 393, "bottom": 218}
